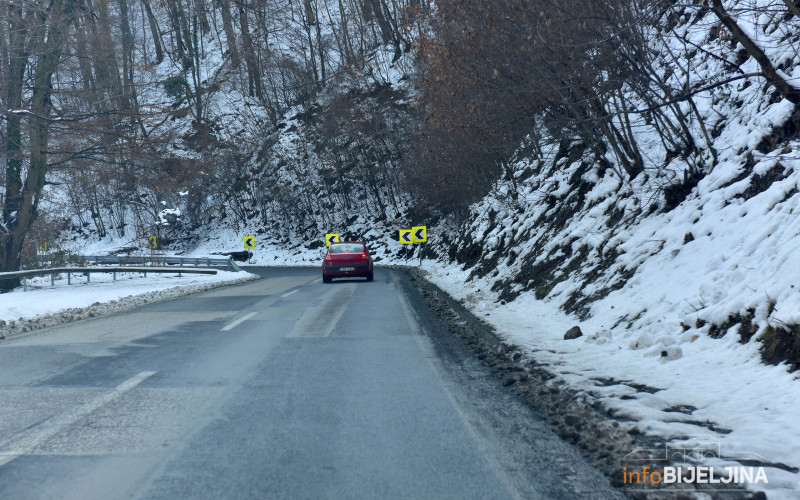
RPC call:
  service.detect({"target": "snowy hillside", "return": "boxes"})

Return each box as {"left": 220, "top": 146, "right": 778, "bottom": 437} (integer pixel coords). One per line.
{"left": 409, "top": 1, "right": 800, "bottom": 497}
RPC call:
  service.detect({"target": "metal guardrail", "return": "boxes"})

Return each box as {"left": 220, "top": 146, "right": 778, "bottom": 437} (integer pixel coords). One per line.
{"left": 81, "top": 255, "right": 241, "bottom": 272}
{"left": 0, "top": 266, "right": 219, "bottom": 292}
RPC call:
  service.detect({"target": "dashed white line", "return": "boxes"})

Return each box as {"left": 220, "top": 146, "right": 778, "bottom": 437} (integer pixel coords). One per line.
{"left": 220, "top": 311, "right": 258, "bottom": 331}
{"left": 0, "top": 371, "right": 157, "bottom": 468}
{"left": 280, "top": 289, "right": 299, "bottom": 298}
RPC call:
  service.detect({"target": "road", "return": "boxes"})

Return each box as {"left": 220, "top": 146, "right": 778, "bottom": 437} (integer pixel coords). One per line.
{"left": 0, "top": 267, "right": 625, "bottom": 500}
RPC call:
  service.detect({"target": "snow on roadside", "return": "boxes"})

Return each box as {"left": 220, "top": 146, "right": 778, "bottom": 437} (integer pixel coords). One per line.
{"left": 421, "top": 261, "right": 800, "bottom": 499}
{"left": 0, "top": 269, "right": 258, "bottom": 340}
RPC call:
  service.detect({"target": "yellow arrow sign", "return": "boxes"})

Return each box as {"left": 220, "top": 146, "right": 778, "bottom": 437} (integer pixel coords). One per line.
{"left": 325, "top": 233, "right": 339, "bottom": 246}
{"left": 412, "top": 226, "right": 427, "bottom": 243}
{"left": 243, "top": 236, "right": 255, "bottom": 249}
{"left": 148, "top": 236, "right": 157, "bottom": 250}
{"left": 399, "top": 229, "right": 413, "bottom": 244}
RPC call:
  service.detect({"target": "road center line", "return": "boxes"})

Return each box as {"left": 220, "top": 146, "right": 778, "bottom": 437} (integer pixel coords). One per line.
{"left": 0, "top": 371, "right": 157, "bottom": 468}
{"left": 280, "top": 289, "right": 299, "bottom": 298}
{"left": 221, "top": 311, "right": 258, "bottom": 331}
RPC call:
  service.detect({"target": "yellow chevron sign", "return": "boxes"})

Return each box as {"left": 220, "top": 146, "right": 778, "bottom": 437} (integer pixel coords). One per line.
{"left": 412, "top": 226, "right": 427, "bottom": 243}
{"left": 243, "top": 236, "right": 255, "bottom": 249}
{"left": 325, "top": 233, "right": 340, "bottom": 246}
{"left": 399, "top": 229, "right": 413, "bottom": 244}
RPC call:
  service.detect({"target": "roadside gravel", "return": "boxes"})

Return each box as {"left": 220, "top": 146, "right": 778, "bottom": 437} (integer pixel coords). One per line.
{"left": 405, "top": 268, "right": 763, "bottom": 500}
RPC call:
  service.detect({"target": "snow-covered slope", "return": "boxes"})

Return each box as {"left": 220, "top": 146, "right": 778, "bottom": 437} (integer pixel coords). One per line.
{"left": 411, "top": 2, "right": 800, "bottom": 497}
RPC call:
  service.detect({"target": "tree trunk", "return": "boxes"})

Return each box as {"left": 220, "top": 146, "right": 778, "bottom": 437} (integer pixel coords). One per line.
{"left": 711, "top": 0, "right": 800, "bottom": 104}
{"left": 780, "top": 0, "right": 800, "bottom": 19}
{"left": 118, "top": 0, "right": 136, "bottom": 107}
{"left": 141, "top": 0, "right": 165, "bottom": 63}
{"left": 217, "top": 0, "right": 240, "bottom": 68}
{"left": 1, "top": 2, "right": 29, "bottom": 285}
{"left": 239, "top": 1, "right": 262, "bottom": 97}
{"left": 1, "top": 0, "right": 77, "bottom": 287}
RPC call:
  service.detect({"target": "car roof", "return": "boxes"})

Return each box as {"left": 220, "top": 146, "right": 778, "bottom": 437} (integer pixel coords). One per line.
{"left": 331, "top": 241, "right": 365, "bottom": 245}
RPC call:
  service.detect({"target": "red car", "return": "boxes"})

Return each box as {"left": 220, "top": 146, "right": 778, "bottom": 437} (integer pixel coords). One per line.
{"left": 322, "top": 241, "right": 374, "bottom": 283}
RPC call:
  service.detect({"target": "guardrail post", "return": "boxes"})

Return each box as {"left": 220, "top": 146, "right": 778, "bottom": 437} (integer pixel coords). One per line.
{"left": 206, "top": 258, "right": 210, "bottom": 267}
{"left": 68, "top": 272, "right": 71, "bottom": 285}
{"left": 51, "top": 272, "right": 54, "bottom": 287}
{"left": 87, "top": 272, "right": 90, "bottom": 283}
{"left": 113, "top": 271, "right": 116, "bottom": 281}
{"left": 23, "top": 276, "right": 27, "bottom": 292}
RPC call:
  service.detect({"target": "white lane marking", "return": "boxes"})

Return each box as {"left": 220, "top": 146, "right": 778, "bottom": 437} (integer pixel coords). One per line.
{"left": 0, "top": 371, "right": 157, "bottom": 468}
{"left": 220, "top": 311, "right": 258, "bottom": 331}
{"left": 311, "top": 278, "right": 322, "bottom": 284}
{"left": 280, "top": 289, "right": 299, "bottom": 298}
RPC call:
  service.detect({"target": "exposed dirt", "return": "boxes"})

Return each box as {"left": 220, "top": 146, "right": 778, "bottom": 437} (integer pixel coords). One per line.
{"left": 406, "top": 267, "right": 765, "bottom": 500}
{"left": 760, "top": 324, "right": 800, "bottom": 372}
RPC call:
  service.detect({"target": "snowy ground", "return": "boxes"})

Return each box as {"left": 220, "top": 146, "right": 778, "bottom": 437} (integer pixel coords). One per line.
{"left": 420, "top": 262, "right": 800, "bottom": 500}
{"left": 0, "top": 269, "right": 258, "bottom": 340}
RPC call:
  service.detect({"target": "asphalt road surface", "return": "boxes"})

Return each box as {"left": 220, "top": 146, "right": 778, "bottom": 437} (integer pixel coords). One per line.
{"left": 0, "top": 267, "right": 625, "bottom": 500}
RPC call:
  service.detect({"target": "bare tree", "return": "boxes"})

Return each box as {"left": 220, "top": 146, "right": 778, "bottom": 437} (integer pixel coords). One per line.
{"left": 2, "top": 0, "right": 79, "bottom": 288}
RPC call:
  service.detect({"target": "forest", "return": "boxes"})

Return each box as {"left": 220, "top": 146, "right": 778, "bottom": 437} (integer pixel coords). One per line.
{"left": 2, "top": 0, "right": 799, "bottom": 289}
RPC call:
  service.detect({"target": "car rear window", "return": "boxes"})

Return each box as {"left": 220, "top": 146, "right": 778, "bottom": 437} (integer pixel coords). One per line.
{"left": 330, "top": 244, "right": 364, "bottom": 253}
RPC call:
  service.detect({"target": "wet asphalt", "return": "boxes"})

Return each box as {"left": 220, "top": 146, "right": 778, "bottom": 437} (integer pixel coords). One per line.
{"left": 0, "top": 267, "right": 625, "bottom": 500}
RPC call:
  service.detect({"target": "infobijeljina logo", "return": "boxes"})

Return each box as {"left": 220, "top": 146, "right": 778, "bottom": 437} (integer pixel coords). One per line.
{"left": 621, "top": 435, "right": 769, "bottom": 493}
{"left": 622, "top": 465, "right": 768, "bottom": 486}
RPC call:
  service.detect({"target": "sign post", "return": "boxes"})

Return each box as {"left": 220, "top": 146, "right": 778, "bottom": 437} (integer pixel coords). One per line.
{"left": 147, "top": 235, "right": 158, "bottom": 266}
{"left": 243, "top": 236, "right": 255, "bottom": 264}
{"left": 399, "top": 226, "right": 428, "bottom": 266}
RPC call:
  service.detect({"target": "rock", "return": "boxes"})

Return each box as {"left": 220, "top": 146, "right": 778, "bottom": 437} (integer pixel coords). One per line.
{"left": 629, "top": 333, "right": 654, "bottom": 350}
{"left": 660, "top": 346, "right": 683, "bottom": 361}
{"left": 564, "top": 326, "right": 583, "bottom": 340}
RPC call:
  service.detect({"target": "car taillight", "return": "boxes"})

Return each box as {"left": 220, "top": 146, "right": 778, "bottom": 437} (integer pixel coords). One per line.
{"left": 361, "top": 253, "right": 367, "bottom": 258}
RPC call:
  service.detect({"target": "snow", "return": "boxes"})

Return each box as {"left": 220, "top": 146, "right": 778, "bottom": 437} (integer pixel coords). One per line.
{"left": 421, "top": 261, "right": 800, "bottom": 499}
{"left": 0, "top": 268, "right": 258, "bottom": 338}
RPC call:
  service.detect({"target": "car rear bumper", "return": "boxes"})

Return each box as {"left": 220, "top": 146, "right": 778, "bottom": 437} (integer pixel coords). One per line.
{"left": 323, "top": 264, "right": 371, "bottom": 277}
